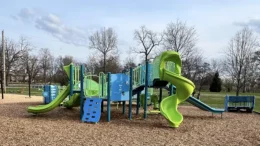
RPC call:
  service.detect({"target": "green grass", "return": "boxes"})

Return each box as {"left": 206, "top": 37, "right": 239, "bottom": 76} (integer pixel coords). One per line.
{"left": 153, "top": 89, "right": 260, "bottom": 112}
{"left": 2, "top": 86, "right": 260, "bottom": 112}
{"left": 2, "top": 87, "right": 43, "bottom": 96}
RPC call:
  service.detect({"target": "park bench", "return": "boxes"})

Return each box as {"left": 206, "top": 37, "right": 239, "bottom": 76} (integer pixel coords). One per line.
{"left": 224, "top": 96, "right": 255, "bottom": 113}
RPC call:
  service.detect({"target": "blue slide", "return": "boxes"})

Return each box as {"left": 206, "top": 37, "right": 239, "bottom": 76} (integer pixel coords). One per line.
{"left": 186, "top": 96, "right": 224, "bottom": 114}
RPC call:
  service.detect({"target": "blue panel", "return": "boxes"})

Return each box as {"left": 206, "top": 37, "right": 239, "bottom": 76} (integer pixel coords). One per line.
{"left": 148, "top": 64, "right": 153, "bottom": 86}
{"left": 141, "top": 63, "right": 153, "bottom": 86}
{"left": 42, "top": 85, "right": 59, "bottom": 104}
{"left": 82, "top": 98, "right": 102, "bottom": 123}
{"left": 225, "top": 96, "right": 255, "bottom": 112}
{"left": 110, "top": 73, "right": 130, "bottom": 101}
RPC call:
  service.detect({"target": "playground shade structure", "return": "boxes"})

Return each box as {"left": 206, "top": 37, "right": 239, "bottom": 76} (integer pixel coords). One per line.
{"left": 27, "top": 85, "right": 70, "bottom": 114}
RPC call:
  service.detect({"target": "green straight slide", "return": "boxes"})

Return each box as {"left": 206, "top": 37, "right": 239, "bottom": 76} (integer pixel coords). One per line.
{"left": 159, "top": 51, "right": 195, "bottom": 128}
{"left": 27, "top": 85, "right": 70, "bottom": 114}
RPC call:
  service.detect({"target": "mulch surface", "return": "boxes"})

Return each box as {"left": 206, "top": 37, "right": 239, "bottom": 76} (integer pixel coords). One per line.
{"left": 0, "top": 94, "right": 260, "bottom": 146}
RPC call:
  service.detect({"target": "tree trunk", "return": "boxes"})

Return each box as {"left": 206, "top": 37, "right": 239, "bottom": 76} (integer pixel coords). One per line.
{"left": 242, "top": 70, "right": 246, "bottom": 93}
{"left": 28, "top": 75, "right": 31, "bottom": 98}
{"left": 103, "top": 54, "right": 106, "bottom": 73}
{"left": 242, "top": 79, "right": 246, "bottom": 93}
{"left": 5, "top": 73, "right": 9, "bottom": 86}
{"left": 236, "top": 80, "right": 240, "bottom": 96}
{"left": 43, "top": 69, "right": 46, "bottom": 83}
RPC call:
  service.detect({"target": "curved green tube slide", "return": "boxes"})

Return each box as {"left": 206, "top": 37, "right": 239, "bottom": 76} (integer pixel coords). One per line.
{"left": 27, "top": 85, "right": 70, "bottom": 114}
{"left": 159, "top": 51, "right": 195, "bottom": 128}
{"left": 63, "top": 93, "right": 81, "bottom": 108}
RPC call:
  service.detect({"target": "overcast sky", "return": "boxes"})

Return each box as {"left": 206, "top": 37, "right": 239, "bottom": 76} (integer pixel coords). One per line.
{"left": 1, "top": 0, "right": 260, "bottom": 63}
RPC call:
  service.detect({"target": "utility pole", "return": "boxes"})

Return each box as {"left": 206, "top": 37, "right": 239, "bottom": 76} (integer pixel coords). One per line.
{"left": 2, "top": 30, "right": 6, "bottom": 94}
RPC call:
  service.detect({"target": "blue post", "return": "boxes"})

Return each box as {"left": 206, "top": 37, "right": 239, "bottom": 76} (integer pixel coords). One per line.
{"left": 144, "top": 61, "right": 148, "bottom": 119}
{"left": 101, "top": 74, "right": 104, "bottom": 112}
{"left": 136, "top": 91, "right": 140, "bottom": 115}
{"left": 107, "top": 72, "right": 111, "bottom": 122}
{"left": 80, "top": 65, "right": 84, "bottom": 120}
{"left": 128, "top": 68, "right": 133, "bottom": 120}
{"left": 69, "top": 64, "right": 74, "bottom": 99}
{"left": 169, "top": 84, "right": 173, "bottom": 95}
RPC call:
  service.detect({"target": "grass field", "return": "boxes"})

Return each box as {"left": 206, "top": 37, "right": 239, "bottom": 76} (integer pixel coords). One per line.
{"left": 154, "top": 89, "right": 260, "bottom": 112}
{"left": 2, "top": 86, "right": 260, "bottom": 112}
{"left": 4, "top": 87, "right": 42, "bottom": 96}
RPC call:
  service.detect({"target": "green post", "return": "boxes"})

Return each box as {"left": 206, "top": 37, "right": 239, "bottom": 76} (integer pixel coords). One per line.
{"left": 128, "top": 68, "right": 133, "bottom": 120}
{"left": 136, "top": 92, "right": 140, "bottom": 115}
{"left": 144, "top": 61, "right": 148, "bottom": 119}
{"left": 80, "top": 65, "right": 84, "bottom": 120}
{"left": 107, "top": 72, "right": 111, "bottom": 122}
{"left": 69, "top": 64, "right": 74, "bottom": 99}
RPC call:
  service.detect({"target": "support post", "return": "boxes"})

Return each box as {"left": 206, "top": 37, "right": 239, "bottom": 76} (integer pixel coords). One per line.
{"left": 2, "top": 30, "right": 5, "bottom": 94}
{"left": 101, "top": 74, "right": 104, "bottom": 112}
{"left": 159, "top": 87, "right": 162, "bottom": 110}
{"left": 80, "top": 65, "right": 84, "bottom": 120}
{"left": 128, "top": 68, "right": 133, "bottom": 120}
{"left": 169, "top": 84, "right": 173, "bottom": 95}
{"left": 136, "top": 91, "right": 140, "bottom": 115}
{"left": 144, "top": 61, "right": 148, "bottom": 119}
{"left": 69, "top": 64, "right": 74, "bottom": 99}
{"left": 123, "top": 101, "right": 126, "bottom": 114}
{"left": 107, "top": 72, "right": 111, "bottom": 122}
{"left": 0, "top": 71, "right": 3, "bottom": 99}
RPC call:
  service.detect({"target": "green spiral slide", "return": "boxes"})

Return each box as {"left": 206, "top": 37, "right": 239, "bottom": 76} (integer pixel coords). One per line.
{"left": 159, "top": 51, "right": 195, "bottom": 128}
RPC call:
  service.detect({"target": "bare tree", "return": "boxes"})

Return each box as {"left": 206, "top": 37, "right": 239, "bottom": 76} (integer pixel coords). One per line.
{"left": 123, "top": 57, "right": 137, "bottom": 71}
{"left": 223, "top": 27, "right": 258, "bottom": 96}
{"left": 89, "top": 27, "right": 117, "bottom": 73}
{"left": 133, "top": 26, "right": 163, "bottom": 62}
{"left": 53, "top": 55, "right": 73, "bottom": 85}
{"left": 196, "top": 62, "right": 211, "bottom": 93}
{"left": 23, "top": 52, "right": 40, "bottom": 97}
{"left": 182, "top": 52, "right": 203, "bottom": 81}
{"left": 39, "top": 48, "right": 53, "bottom": 83}
{"left": 162, "top": 20, "right": 197, "bottom": 59}
{"left": 48, "top": 55, "right": 55, "bottom": 84}
{"left": 4, "top": 36, "right": 30, "bottom": 85}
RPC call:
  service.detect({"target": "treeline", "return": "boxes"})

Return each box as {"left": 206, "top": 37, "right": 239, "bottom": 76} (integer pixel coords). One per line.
{"left": 1, "top": 19, "right": 260, "bottom": 96}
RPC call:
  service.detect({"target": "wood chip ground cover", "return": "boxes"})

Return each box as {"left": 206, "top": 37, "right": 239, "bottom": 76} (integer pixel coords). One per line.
{"left": 0, "top": 94, "right": 259, "bottom": 146}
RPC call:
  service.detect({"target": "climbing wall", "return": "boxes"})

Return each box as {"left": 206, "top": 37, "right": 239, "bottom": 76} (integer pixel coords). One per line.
{"left": 82, "top": 98, "right": 102, "bottom": 123}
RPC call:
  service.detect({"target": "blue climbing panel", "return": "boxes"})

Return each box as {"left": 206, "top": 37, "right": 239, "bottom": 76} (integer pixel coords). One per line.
{"left": 82, "top": 98, "right": 102, "bottom": 123}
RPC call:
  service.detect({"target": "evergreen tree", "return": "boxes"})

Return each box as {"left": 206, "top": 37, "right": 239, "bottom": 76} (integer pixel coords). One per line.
{"left": 209, "top": 71, "right": 222, "bottom": 92}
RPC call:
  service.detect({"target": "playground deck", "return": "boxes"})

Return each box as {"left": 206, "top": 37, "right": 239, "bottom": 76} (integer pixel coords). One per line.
{"left": 0, "top": 94, "right": 260, "bottom": 146}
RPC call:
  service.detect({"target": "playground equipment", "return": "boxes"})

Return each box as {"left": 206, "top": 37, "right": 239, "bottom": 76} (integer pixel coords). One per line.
{"left": 42, "top": 85, "right": 59, "bottom": 104}
{"left": 186, "top": 96, "right": 224, "bottom": 117}
{"left": 27, "top": 50, "right": 225, "bottom": 128}
{"left": 224, "top": 96, "right": 255, "bottom": 113}
{"left": 158, "top": 51, "right": 195, "bottom": 127}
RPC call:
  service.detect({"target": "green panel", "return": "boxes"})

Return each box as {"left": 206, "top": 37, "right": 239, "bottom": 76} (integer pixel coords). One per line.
{"left": 63, "top": 64, "right": 72, "bottom": 79}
